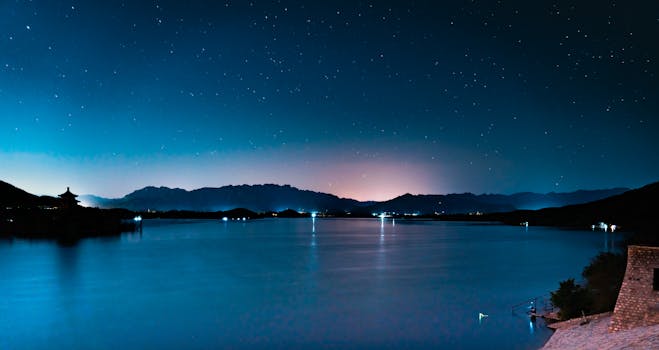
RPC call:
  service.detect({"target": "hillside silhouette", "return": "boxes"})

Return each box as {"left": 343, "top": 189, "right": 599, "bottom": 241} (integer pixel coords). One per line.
{"left": 0, "top": 182, "right": 137, "bottom": 242}
{"left": 450, "top": 181, "right": 659, "bottom": 244}
{"left": 0, "top": 180, "right": 59, "bottom": 207}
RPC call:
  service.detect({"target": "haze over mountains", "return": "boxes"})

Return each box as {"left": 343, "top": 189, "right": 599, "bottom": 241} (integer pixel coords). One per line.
{"left": 79, "top": 183, "right": 629, "bottom": 215}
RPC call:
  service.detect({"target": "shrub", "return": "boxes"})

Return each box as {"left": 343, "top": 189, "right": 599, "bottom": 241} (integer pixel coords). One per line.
{"left": 550, "top": 278, "right": 593, "bottom": 320}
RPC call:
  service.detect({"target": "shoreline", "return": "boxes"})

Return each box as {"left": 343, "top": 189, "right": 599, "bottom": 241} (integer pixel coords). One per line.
{"left": 540, "top": 313, "right": 659, "bottom": 349}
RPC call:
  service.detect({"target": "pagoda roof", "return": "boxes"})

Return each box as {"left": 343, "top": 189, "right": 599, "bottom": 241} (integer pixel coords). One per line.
{"left": 59, "top": 187, "right": 79, "bottom": 199}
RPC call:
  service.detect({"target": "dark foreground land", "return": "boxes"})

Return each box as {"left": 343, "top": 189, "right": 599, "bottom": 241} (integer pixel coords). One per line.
{"left": 0, "top": 206, "right": 138, "bottom": 242}
{"left": 440, "top": 181, "right": 659, "bottom": 245}
{"left": 0, "top": 182, "right": 139, "bottom": 242}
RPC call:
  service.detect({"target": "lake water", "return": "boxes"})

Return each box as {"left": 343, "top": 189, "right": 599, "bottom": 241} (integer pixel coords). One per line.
{"left": 0, "top": 218, "right": 622, "bottom": 349}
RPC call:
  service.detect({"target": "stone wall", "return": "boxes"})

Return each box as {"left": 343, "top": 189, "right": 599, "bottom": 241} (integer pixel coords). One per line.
{"left": 609, "top": 245, "right": 659, "bottom": 332}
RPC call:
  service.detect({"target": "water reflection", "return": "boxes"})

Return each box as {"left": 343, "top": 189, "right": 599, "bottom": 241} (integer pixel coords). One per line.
{"left": 56, "top": 244, "right": 80, "bottom": 326}
{"left": 306, "top": 217, "right": 319, "bottom": 307}
{"left": 602, "top": 230, "right": 618, "bottom": 252}
{"left": 308, "top": 216, "right": 317, "bottom": 272}
{"left": 122, "top": 230, "right": 143, "bottom": 243}
{"left": 604, "top": 230, "right": 608, "bottom": 251}
{"left": 57, "top": 244, "right": 79, "bottom": 285}
{"left": 377, "top": 218, "right": 386, "bottom": 271}
{"left": 310, "top": 215, "right": 317, "bottom": 248}
{"left": 56, "top": 244, "right": 80, "bottom": 296}
{"left": 1, "top": 219, "right": 608, "bottom": 349}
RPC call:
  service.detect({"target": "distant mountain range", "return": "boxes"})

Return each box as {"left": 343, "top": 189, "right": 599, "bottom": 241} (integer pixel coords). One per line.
{"left": 82, "top": 184, "right": 363, "bottom": 213}
{"left": 79, "top": 183, "right": 630, "bottom": 214}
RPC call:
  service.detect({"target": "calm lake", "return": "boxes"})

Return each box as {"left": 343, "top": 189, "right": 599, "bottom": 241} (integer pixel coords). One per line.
{"left": 0, "top": 218, "right": 621, "bottom": 349}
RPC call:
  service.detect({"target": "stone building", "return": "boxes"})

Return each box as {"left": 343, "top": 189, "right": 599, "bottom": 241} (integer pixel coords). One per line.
{"left": 609, "top": 245, "right": 659, "bottom": 332}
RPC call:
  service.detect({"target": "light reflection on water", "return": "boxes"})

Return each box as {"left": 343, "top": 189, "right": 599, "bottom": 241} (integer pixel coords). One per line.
{"left": 0, "top": 219, "right": 623, "bottom": 349}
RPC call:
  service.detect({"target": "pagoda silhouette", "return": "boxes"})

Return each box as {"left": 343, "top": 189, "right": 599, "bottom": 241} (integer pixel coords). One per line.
{"left": 58, "top": 187, "right": 80, "bottom": 210}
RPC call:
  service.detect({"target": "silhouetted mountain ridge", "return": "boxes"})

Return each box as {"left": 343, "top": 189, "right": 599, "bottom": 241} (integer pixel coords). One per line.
{"left": 80, "top": 183, "right": 629, "bottom": 214}
{"left": 85, "top": 184, "right": 361, "bottom": 212}
{"left": 358, "top": 187, "right": 629, "bottom": 215}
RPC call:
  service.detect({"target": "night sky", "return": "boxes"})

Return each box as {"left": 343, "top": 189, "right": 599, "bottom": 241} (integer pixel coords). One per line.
{"left": 2, "top": 1, "right": 658, "bottom": 201}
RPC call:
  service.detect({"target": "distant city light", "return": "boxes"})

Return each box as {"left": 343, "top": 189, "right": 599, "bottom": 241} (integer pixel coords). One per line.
{"left": 222, "top": 217, "right": 228, "bottom": 222}
{"left": 598, "top": 222, "right": 609, "bottom": 232}
{"left": 594, "top": 222, "right": 618, "bottom": 232}
{"left": 133, "top": 215, "right": 142, "bottom": 222}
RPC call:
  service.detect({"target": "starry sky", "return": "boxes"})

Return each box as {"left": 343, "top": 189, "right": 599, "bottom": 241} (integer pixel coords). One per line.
{"left": 1, "top": 1, "right": 658, "bottom": 201}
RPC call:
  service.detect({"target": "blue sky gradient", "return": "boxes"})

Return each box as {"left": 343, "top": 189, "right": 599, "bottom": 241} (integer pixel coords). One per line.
{"left": 2, "top": 1, "right": 658, "bottom": 200}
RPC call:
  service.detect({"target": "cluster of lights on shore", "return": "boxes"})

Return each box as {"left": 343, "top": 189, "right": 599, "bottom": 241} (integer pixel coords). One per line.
{"left": 222, "top": 217, "right": 247, "bottom": 221}
{"left": 592, "top": 221, "right": 617, "bottom": 232}
{"left": 134, "top": 212, "right": 618, "bottom": 235}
